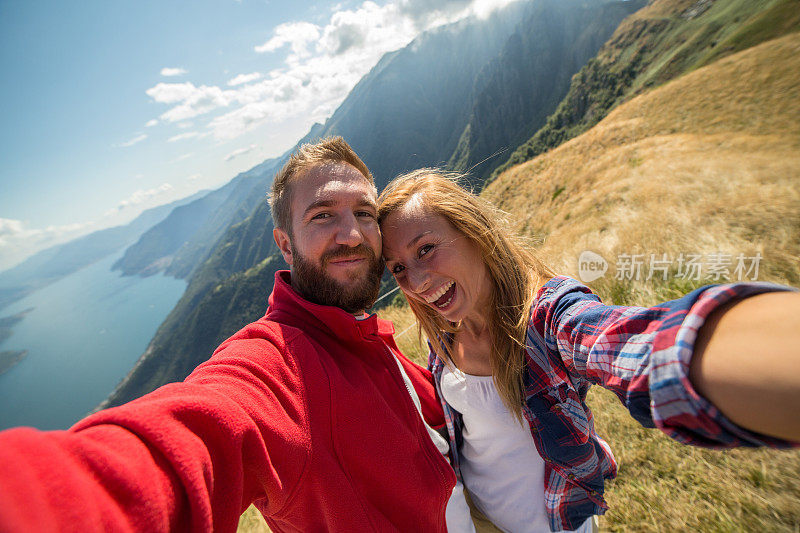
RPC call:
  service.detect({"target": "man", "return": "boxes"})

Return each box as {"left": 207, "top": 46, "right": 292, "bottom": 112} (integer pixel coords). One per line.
{"left": 0, "top": 137, "right": 457, "bottom": 532}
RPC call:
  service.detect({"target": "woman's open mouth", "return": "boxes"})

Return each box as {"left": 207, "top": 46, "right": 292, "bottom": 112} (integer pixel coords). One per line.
{"left": 431, "top": 282, "right": 456, "bottom": 310}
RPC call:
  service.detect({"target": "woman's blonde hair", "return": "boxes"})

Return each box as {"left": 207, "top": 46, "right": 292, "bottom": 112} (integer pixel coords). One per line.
{"left": 377, "top": 169, "right": 554, "bottom": 419}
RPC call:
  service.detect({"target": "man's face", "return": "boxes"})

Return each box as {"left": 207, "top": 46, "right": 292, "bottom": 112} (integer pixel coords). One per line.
{"left": 273, "top": 162, "right": 383, "bottom": 314}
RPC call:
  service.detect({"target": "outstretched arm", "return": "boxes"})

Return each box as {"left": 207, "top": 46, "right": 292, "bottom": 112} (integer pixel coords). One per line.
{"left": 531, "top": 276, "right": 799, "bottom": 448}
{"left": 0, "top": 329, "right": 311, "bottom": 532}
{"left": 690, "top": 291, "right": 800, "bottom": 441}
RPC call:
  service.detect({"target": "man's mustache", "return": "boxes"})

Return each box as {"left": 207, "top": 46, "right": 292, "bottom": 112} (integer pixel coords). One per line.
{"left": 321, "top": 244, "right": 382, "bottom": 265}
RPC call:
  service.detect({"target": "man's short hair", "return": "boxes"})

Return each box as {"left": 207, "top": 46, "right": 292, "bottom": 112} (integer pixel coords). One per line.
{"left": 268, "top": 137, "right": 374, "bottom": 231}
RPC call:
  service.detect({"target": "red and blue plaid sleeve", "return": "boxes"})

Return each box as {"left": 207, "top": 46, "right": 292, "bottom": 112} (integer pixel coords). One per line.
{"left": 533, "top": 276, "right": 799, "bottom": 448}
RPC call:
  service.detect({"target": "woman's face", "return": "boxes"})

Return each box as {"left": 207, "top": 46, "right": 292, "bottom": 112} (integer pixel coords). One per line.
{"left": 381, "top": 199, "right": 493, "bottom": 325}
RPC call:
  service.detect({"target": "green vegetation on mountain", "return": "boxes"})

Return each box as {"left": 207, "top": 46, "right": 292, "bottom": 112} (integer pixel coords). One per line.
{"left": 490, "top": 0, "right": 800, "bottom": 182}
{"left": 448, "top": 0, "right": 645, "bottom": 185}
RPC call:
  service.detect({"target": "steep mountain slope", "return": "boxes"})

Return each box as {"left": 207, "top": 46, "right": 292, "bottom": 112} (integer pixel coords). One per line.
{"left": 490, "top": 0, "right": 800, "bottom": 181}
{"left": 101, "top": 0, "right": 639, "bottom": 408}
{"left": 0, "top": 191, "right": 204, "bottom": 311}
{"left": 448, "top": 0, "right": 645, "bottom": 184}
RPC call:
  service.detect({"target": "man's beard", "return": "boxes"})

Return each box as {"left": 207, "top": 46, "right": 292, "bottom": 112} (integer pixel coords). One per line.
{"left": 291, "top": 243, "right": 384, "bottom": 314}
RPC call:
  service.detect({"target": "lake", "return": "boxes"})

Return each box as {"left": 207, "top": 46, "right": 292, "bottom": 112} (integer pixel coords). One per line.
{"left": 0, "top": 251, "right": 186, "bottom": 431}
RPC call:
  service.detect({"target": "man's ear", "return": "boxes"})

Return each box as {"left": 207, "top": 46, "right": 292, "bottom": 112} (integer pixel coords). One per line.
{"left": 273, "top": 227, "right": 294, "bottom": 266}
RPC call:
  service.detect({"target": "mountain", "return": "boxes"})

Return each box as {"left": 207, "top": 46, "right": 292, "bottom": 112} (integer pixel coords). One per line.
{"left": 0, "top": 190, "right": 205, "bottom": 311}
{"left": 448, "top": 0, "right": 646, "bottom": 185}
{"left": 111, "top": 157, "right": 282, "bottom": 278}
{"left": 490, "top": 0, "right": 800, "bottom": 182}
{"left": 100, "top": 0, "right": 642, "bottom": 408}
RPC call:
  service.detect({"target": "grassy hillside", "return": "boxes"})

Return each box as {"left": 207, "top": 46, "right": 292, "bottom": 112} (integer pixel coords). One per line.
{"left": 490, "top": 0, "right": 800, "bottom": 183}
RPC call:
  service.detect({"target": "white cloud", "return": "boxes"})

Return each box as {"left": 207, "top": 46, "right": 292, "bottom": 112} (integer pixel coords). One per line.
{"left": 0, "top": 218, "right": 96, "bottom": 269}
{"left": 105, "top": 184, "right": 174, "bottom": 217}
{"left": 0, "top": 218, "right": 25, "bottom": 245}
{"left": 227, "top": 72, "right": 263, "bottom": 86}
{"left": 170, "top": 153, "right": 194, "bottom": 164}
{"left": 224, "top": 144, "right": 257, "bottom": 162}
{"left": 161, "top": 67, "right": 188, "bottom": 77}
{"left": 144, "top": 0, "right": 516, "bottom": 141}
{"left": 146, "top": 82, "right": 232, "bottom": 123}
{"left": 116, "top": 133, "right": 147, "bottom": 148}
{"left": 145, "top": 119, "right": 159, "bottom": 127}
{"left": 167, "top": 131, "right": 200, "bottom": 142}
{"left": 254, "top": 22, "right": 321, "bottom": 56}
{"left": 187, "top": 173, "right": 202, "bottom": 181}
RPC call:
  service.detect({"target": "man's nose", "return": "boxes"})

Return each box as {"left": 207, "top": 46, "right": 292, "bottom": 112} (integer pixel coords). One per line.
{"left": 334, "top": 214, "right": 365, "bottom": 248}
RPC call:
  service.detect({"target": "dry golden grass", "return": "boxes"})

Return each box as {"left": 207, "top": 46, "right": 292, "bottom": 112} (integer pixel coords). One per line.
{"left": 588, "top": 387, "right": 800, "bottom": 532}
{"left": 238, "top": 34, "right": 800, "bottom": 533}
{"left": 238, "top": 506, "right": 270, "bottom": 532}
{"left": 484, "top": 33, "right": 800, "bottom": 303}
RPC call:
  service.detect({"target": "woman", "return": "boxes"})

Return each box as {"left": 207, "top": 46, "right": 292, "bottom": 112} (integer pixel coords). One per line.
{"left": 377, "top": 169, "right": 800, "bottom": 533}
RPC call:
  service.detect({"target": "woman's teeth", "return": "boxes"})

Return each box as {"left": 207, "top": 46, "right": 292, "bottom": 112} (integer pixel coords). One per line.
{"left": 425, "top": 281, "right": 454, "bottom": 304}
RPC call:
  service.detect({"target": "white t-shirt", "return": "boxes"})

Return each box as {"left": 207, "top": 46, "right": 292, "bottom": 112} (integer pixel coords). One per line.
{"left": 441, "top": 365, "right": 592, "bottom": 533}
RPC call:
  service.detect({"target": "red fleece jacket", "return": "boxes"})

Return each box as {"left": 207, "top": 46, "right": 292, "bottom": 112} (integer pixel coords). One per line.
{"left": 0, "top": 271, "right": 455, "bottom": 532}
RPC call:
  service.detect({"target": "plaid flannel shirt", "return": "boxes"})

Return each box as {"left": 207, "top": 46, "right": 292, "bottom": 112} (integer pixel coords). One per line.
{"left": 429, "top": 275, "right": 798, "bottom": 531}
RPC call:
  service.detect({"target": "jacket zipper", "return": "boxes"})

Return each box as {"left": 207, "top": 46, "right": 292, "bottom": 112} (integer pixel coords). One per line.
{"left": 379, "top": 343, "right": 452, "bottom": 531}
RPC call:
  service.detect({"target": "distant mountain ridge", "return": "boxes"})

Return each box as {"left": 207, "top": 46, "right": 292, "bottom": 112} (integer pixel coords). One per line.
{"left": 112, "top": 157, "right": 283, "bottom": 279}
{"left": 99, "top": 0, "right": 648, "bottom": 408}
{"left": 0, "top": 190, "right": 205, "bottom": 311}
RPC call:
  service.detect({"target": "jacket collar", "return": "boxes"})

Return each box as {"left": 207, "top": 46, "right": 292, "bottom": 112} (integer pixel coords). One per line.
{"left": 266, "top": 270, "right": 395, "bottom": 342}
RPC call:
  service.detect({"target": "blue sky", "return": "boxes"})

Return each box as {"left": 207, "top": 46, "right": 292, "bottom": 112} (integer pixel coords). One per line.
{"left": 0, "top": 0, "right": 514, "bottom": 269}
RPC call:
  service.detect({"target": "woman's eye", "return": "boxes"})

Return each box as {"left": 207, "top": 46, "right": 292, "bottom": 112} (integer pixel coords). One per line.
{"left": 418, "top": 244, "right": 434, "bottom": 257}
{"left": 391, "top": 264, "right": 405, "bottom": 275}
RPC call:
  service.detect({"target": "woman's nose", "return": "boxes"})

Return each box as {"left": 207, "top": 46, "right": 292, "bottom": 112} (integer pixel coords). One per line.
{"left": 407, "top": 267, "right": 430, "bottom": 294}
